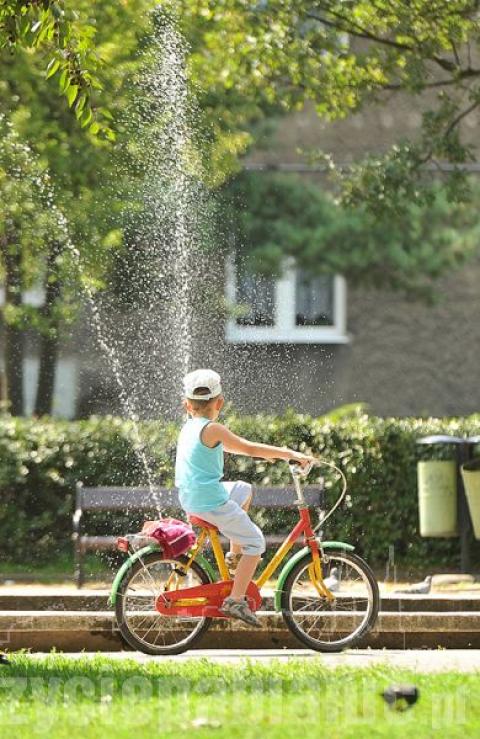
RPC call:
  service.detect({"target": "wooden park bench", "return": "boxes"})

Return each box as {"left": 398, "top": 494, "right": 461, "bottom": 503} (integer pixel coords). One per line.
{"left": 72, "top": 482, "right": 325, "bottom": 588}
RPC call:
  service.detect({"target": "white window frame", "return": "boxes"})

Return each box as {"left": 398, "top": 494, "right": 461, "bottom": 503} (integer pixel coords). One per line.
{"left": 225, "top": 257, "right": 349, "bottom": 344}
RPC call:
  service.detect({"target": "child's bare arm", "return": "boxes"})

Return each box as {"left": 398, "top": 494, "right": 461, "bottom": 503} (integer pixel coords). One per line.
{"left": 202, "top": 423, "right": 314, "bottom": 467}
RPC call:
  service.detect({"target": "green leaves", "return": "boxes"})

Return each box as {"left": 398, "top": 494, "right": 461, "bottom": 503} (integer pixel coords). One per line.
{"left": 0, "top": 414, "right": 169, "bottom": 561}
{"left": 66, "top": 83, "right": 78, "bottom": 107}
{"left": 181, "top": 0, "right": 480, "bottom": 222}
{"left": 74, "top": 93, "right": 87, "bottom": 116}
{"left": 45, "top": 58, "right": 60, "bottom": 78}
{"left": 2, "top": 410, "right": 477, "bottom": 567}
{"left": 225, "top": 170, "right": 480, "bottom": 298}
{"left": 0, "top": 1, "right": 115, "bottom": 140}
{"left": 80, "top": 108, "right": 93, "bottom": 128}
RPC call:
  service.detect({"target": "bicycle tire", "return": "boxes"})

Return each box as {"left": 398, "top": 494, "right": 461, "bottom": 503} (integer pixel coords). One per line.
{"left": 115, "top": 551, "right": 212, "bottom": 655}
{"left": 281, "top": 547, "right": 379, "bottom": 652}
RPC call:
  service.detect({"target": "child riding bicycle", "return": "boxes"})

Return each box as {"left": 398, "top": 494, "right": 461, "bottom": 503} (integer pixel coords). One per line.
{"left": 175, "top": 368, "right": 315, "bottom": 626}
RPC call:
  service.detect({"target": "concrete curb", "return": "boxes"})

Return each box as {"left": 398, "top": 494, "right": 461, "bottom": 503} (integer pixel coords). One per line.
{"left": 3, "top": 610, "right": 480, "bottom": 651}
{"left": 2, "top": 592, "right": 480, "bottom": 611}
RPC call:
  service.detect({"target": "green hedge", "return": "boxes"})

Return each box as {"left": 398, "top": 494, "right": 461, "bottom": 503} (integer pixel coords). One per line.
{"left": 1, "top": 410, "right": 479, "bottom": 570}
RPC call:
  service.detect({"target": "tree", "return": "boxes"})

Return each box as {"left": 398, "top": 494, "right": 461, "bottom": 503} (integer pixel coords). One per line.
{"left": 0, "top": 115, "right": 65, "bottom": 414}
{"left": 3, "top": 0, "right": 480, "bottom": 416}
{"left": 0, "top": 1, "right": 153, "bottom": 415}
{"left": 5, "top": 2, "right": 480, "bottom": 236}
{"left": 226, "top": 171, "right": 480, "bottom": 298}
{"left": 0, "top": 0, "right": 114, "bottom": 138}
{"left": 180, "top": 0, "right": 480, "bottom": 204}
{"left": 171, "top": 1, "right": 480, "bottom": 292}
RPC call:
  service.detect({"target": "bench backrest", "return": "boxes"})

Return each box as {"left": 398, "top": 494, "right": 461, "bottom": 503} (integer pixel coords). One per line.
{"left": 76, "top": 484, "right": 325, "bottom": 511}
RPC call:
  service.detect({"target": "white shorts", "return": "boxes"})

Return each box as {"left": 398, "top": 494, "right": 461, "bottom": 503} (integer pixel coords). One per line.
{"left": 188, "top": 480, "right": 266, "bottom": 556}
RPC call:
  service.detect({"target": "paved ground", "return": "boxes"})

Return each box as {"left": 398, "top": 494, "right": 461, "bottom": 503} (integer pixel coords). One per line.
{"left": 20, "top": 649, "right": 480, "bottom": 672}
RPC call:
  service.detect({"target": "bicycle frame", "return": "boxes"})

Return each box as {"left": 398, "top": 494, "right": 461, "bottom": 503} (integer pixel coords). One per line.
{"left": 256, "top": 507, "right": 320, "bottom": 588}
{"left": 113, "top": 460, "right": 380, "bottom": 654}
{"left": 176, "top": 465, "right": 335, "bottom": 602}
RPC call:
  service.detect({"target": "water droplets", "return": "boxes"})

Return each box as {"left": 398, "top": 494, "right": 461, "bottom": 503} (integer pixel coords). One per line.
{"left": 97, "top": 11, "right": 216, "bottom": 419}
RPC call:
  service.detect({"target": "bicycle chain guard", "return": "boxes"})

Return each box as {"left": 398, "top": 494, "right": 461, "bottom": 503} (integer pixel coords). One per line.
{"left": 155, "top": 580, "right": 262, "bottom": 618}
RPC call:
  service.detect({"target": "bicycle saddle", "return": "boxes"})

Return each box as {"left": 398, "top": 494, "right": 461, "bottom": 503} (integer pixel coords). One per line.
{"left": 187, "top": 514, "right": 219, "bottom": 532}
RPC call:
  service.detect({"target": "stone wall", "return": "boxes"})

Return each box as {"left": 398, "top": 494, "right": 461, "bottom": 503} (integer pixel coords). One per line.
{"left": 217, "top": 259, "right": 480, "bottom": 418}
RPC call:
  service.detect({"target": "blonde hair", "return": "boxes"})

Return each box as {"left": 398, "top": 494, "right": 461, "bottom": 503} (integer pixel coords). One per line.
{"left": 186, "top": 386, "right": 221, "bottom": 412}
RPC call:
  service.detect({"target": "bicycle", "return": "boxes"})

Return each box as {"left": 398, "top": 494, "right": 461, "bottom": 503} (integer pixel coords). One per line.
{"left": 111, "top": 460, "right": 379, "bottom": 655}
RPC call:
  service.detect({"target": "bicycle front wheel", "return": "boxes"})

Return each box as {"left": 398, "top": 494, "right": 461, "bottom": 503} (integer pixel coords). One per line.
{"left": 281, "top": 547, "right": 379, "bottom": 652}
{"left": 115, "top": 552, "right": 212, "bottom": 655}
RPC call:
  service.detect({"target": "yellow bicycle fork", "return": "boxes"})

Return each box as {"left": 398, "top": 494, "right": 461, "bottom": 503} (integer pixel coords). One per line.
{"left": 308, "top": 547, "right": 335, "bottom": 602}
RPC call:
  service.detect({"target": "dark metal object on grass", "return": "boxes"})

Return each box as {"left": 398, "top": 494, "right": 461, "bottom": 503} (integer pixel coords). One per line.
{"left": 382, "top": 684, "right": 419, "bottom": 711}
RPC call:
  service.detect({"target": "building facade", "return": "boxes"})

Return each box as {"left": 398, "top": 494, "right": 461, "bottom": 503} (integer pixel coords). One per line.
{"left": 2, "top": 89, "right": 480, "bottom": 420}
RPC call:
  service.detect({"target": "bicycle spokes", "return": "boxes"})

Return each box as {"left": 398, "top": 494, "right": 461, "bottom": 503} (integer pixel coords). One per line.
{"left": 281, "top": 549, "right": 378, "bottom": 651}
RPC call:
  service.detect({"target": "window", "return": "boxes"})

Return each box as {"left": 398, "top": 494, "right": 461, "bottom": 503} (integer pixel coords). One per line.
{"left": 226, "top": 257, "right": 348, "bottom": 344}
{"left": 235, "top": 264, "right": 275, "bottom": 327}
{"left": 296, "top": 271, "right": 334, "bottom": 326}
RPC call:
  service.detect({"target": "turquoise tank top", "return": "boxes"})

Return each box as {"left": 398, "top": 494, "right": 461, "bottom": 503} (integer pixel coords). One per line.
{"left": 174, "top": 416, "right": 228, "bottom": 512}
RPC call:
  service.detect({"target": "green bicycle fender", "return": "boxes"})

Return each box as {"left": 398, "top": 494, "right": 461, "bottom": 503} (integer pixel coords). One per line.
{"left": 193, "top": 553, "right": 216, "bottom": 582}
{"left": 108, "top": 546, "right": 216, "bottom": 606}
{"left": 273, "top": 541, "right": 355, "bottom": 612}
{"left": 109, "top": 545, "right": 158, "bottom": 607}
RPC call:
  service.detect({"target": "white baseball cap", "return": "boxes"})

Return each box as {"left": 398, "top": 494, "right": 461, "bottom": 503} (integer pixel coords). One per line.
{"left": 183, "top": 369, "right": 222, "bottom": 400}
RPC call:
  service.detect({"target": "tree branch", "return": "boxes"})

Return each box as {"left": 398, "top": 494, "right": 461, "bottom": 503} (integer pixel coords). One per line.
{"left": 444, "top": 99, "right": 480, "bottom": 138}
{"left": 307, "top": 8, "right": 458, "bottom": 74}
{"left": 0, "top": 233, "right": 7, "bottom": 258}
{"left": 380, "top": 68, "right": 480, "bottom": 90}
{"left": 306, "top": 11, "right": 413, "bottom": 51}
{"left": 451, "top": 39, "right": 461, "bottom": 67}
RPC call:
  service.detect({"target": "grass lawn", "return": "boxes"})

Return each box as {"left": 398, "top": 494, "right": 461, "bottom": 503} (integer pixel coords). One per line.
{"left": 0, "top": 654, "right": 476, "bottom": 738}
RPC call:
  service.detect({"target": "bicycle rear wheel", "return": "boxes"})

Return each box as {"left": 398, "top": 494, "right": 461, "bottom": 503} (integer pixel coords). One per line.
{"left": 281, "top": 547, "right": 379, "bottom": 652}
{"left": 115, "top": 551, "right": 212, "bottom": 655}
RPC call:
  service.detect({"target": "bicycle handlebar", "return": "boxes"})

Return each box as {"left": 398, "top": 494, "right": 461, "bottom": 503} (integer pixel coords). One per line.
{"left": 288, "top": 460, "right": 315, "bottom": 478}
{"left": 288, "top": 457, "right": 348, "bottom": 531}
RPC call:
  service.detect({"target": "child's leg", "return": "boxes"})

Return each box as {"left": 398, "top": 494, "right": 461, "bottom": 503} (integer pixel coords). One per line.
{"left": 230, "top": 554, "right": 261, "bottom": 600}
{"left": 224, "top": 486, "right": 265, "bottom": 601}
{"left": 190, "top": 489, "right": 265, "bottom": 608}
{"left": 222, "top": 481, "right": 254, "bottom": 557}
{"left": 230, "top": 492, "right": 252, "bottom": 556}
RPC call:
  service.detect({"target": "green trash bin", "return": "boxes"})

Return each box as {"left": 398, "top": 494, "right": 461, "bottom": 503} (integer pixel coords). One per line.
{"left": 461, "top": 458, "right": 480, "bottom": 539}
{"left": 417, "top": 460, "right": 458, "bottom": 537}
